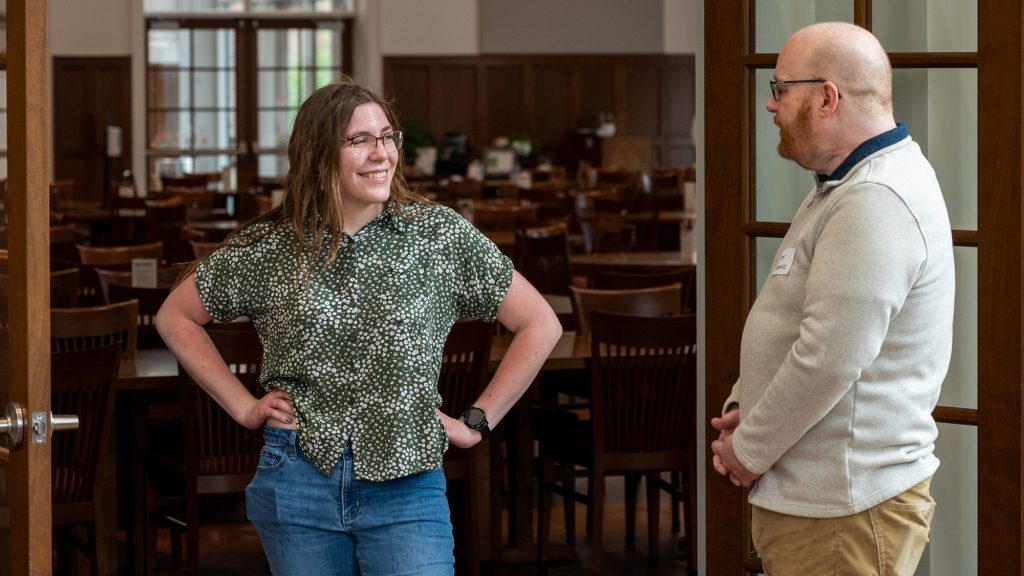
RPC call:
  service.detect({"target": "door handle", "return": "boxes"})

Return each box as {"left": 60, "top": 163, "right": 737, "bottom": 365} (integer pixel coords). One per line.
{"left": 0, "top": 401, "right": 79, "bottom": 451}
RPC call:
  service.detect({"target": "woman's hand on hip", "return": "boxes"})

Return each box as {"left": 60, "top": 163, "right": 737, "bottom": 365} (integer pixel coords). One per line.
{"left": 436, "top": 408, "right": 483, "bottom": 449}
{"left": 240, "top": 389, "right": 295, "bottom": 429}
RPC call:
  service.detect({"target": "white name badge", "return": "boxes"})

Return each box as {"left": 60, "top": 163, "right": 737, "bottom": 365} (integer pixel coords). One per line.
{"left": 771, "top": 248, "right": 796, "bottom": 276}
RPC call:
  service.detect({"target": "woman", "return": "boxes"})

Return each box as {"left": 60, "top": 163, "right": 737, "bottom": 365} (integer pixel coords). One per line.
{"left": 155, "top": 76, "right": 562, "bottom": 575}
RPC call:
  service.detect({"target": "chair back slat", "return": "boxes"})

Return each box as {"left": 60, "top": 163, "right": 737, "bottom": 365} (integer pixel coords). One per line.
{"left": 76, "top": 241, "right": 163, "bottom": 266}
{"left": 514, "top": 223, "right": 572, "bottom": 296}
{"left": 51, "top": 300, "right": 139, "bottom": 358}
{"left": 180, "top": 322, "right": 265, "bottom": 477}
{"left": 589, "top": 266, "right": 696, "bottom": 312}
{"left": 590, "top": 311, "right": 697, "bottom": 460}
{"left": 438, "top": 320, "right": 492, "bottom": 466}
{"left": 570, "top": 284, "right": 682, "bottom": 334}
{"left": 107, "top": 282, "right": 171, "bottom": 348}
{"left": 50, "top": 343, "right": 121, "bottom": 505}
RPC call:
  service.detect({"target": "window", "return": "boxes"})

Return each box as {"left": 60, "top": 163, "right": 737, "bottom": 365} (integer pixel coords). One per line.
{"left": 145, "top": 11, "right": 352, "bottom": 190}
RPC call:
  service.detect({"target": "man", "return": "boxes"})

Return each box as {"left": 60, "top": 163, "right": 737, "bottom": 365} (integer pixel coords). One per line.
{"left": 710, "top": 22, "right": 954, "bottom": 575}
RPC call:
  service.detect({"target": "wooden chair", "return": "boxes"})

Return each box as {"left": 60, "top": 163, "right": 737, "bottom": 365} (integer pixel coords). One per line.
{"left": 51, "top": 300, "right": 139, "bottom": 358}
{"left": 77, "top": 241, "right": 163, "bottom": 267}
{"left": 106, "top": 282, "right": 171, "bottom": 349}
{"left": 0, "top": 344, "right": 122, "bottom": 576}
{"left": 50, "top": 267, "right": 80, "bottom": 308}
{"left": 146, "top": 321, "right": 266, "bottom": 575}
{"left": 537, "top": 311, "right": 697, "bottom": 574}
{"left": 594, "top": 168, "right": 641, "bottom": 195}
{"left": 514, "top": 223, "right": 572, "bottom": 297}
{"left": 472, "top": 202, "right": 539, "bottom": 231}
{"left": 590, "top": 266, "right": 696, "bottom": 313}
{"left": 569, "top": 284, "right": 682, "bottom": 334}
{"left": 190, "top": 239, "right": 221, "bottom": 260}
{"left": 161, "top": 174, "right": 211, "bottom": 192}
{"left": 438, "top": 319, "right": 493, "bottom": 576}
{"left": 49, "top": 178, "right": 75, "bottom": 209}
{"left": 50, "top": 223, "right": 81, "bottom": 263}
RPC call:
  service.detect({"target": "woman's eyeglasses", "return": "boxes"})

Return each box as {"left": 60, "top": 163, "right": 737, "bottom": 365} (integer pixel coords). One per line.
{"left": 342, "top": 131, "right": 404, "bottom": 155}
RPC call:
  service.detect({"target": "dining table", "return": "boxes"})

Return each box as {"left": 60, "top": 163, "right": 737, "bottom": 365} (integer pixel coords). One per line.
{"left": 569, "top": 250, "right": 695, "bottom": 274}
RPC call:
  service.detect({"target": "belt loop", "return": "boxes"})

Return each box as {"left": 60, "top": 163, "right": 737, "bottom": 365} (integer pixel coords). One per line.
{"left": 287, "top": 429, "right": 298, "bottom": 460}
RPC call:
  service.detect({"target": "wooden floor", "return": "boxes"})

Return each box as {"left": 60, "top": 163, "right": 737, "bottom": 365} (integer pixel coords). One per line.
{"left": 133, "top": 475, "right": 691, "bottom": 575}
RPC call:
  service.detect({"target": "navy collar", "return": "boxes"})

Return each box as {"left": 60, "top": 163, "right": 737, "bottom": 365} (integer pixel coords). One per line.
{"left": 816, "top": 122, "right": 908, "bottom": 184}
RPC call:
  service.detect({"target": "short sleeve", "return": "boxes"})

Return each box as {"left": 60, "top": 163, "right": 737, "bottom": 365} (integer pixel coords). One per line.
{"left": 447, "top": 211, "right": 514, "bottom": 321}
{"left": 194, "top": 245, "right": 252, "bottom": 322}
{"left": 193, "top": 223, "right": 279, "bottom": 322}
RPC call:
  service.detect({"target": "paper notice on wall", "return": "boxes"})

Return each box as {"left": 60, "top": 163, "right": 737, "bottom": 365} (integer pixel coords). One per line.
{"left": 131, "top": 258, "right": 158, "bottom": 288}
{"left": 107, "top": 126, "right": 123, "bottom": 157}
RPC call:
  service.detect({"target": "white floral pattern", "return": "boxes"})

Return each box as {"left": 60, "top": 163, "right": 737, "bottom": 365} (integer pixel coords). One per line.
{"left": 195, "top": 203, "right": 513, "bottom": 480}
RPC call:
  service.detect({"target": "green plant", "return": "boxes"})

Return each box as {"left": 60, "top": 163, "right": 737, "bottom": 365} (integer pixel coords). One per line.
{"left": 401, "top": 122, "right": 436, "bottom": 165}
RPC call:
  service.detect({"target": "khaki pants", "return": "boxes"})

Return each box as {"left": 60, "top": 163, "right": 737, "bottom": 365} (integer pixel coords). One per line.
{"left": 751, "top": 477, "right": 935, "bottom": 576}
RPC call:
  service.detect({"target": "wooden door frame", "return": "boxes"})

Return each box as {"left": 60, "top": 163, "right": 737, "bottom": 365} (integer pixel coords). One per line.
{"left": 704, "top": 1, "right": 1016, "bottom": 573}
{"left": 5, "top": 0, "right": 53, "bottom": 574}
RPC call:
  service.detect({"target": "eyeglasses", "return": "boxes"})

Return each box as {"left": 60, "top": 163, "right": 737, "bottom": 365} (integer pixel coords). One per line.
{"left": 342, "top": 131, "right": 404, "bottom": 155}
{"left": 769, "top": 79, "right": 842, "bottom": 101}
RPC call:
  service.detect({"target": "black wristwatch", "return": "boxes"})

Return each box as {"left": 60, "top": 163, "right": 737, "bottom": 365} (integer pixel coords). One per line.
{"left": 462, "top": 406, "right": 491, "bottom": 438}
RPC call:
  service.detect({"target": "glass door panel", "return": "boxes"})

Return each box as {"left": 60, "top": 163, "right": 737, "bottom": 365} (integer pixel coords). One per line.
{"left": 892, "top": 68, "right": 977, "bottom": 230}
{"left": 932, "top": 423, "right": 978, "bottom": 575}
{"left": 873, "top": 1, "right": 978, "bottom": 53}
{"left": 940, "top": 246, "right": 978, "bottom": 410}
{"left": 753, "top": 68, "right": 812, "bottom": 222}
{"left": 147, "top": 24, "right": 238, "bottom": 186}
{"left": 754, "top": 0, "right": 853, "bottom": 53}
{"left": 255, "top": 25, "right": 343, "bottom": 178}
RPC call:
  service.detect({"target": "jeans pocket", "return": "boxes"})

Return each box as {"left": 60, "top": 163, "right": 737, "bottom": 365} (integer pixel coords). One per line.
{"left": 257, "top": 442, "right": 288, "bottom": 471}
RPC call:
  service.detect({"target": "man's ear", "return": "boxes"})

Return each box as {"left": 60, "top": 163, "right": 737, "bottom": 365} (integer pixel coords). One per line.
{"left": 820, "top": 81, "right": 841, "bottom": 116}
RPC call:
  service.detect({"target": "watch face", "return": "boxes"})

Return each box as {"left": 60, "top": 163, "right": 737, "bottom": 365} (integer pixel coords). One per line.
{"left": 464, "top": 407, "right": 486, "bottom": 428}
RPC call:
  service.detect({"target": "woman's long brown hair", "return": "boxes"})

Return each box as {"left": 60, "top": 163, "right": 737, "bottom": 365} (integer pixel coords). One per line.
{"left": 176, "top": 76, "right": 425, "bottom": 286}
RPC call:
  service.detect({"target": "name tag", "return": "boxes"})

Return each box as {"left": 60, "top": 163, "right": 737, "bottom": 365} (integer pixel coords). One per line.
{"left": 771, "top": 248, "right": 796, "bottom": 277}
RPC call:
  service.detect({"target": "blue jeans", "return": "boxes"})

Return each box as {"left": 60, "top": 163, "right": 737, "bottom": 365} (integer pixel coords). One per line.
{"left": 246, "top": 426, "right": 455, "bottom": 576}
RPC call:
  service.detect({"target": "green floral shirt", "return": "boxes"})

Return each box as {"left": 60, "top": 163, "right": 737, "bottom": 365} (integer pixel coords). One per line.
{"left": 194, "top": 202, "right": 513, "bottom": 481}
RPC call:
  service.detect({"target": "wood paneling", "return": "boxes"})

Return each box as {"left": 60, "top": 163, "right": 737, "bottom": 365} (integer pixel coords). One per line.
{"left": 532, "top": 64, "right": 573, "bottom": 150}
{"left": 437, "top": 65, "right": 479, "bottom": 142}
{"left": 53, "top": 57, "right": 131, "bottom": 203}
{"left": 387, "top": 63, "right": 431, "bottom": 130}
{"left": 483, "top": 65, "right": 527, "bottom": 144}
{"left": 577, "top": 64, "right": 616, "bottom": 130}
{"left": 384, "top": 55, "right": 696, "bottom": 170}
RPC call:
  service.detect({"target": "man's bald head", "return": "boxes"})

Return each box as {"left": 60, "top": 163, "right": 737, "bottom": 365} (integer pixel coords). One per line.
{"left": 782, "top": 22, "right": 893, "bottom": 116}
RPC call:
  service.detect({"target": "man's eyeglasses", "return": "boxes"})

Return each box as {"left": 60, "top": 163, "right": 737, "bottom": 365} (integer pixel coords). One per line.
{"left": 769, "top": 79, "right": 842, "bottom": 101}
{"left": 342, "top": 131, "right": 404, "bottom": 155}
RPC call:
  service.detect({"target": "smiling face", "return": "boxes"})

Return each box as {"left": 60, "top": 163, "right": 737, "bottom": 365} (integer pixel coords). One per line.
{"left": 338, "top": 102, "right": 399, "bottom": 218}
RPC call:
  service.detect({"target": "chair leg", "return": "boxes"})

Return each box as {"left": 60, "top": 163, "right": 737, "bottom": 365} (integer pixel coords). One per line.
{"left": 562, "top": 462, "right": 577, "bottom": 547}
{"left": 624, "top": 473, "right": 639, "bottom": 549}
{"left": 670, "top": 470, "right": 682, "bottom": 532}
{"left": 87, "top": 524, "right": 100, "bottom": 576}
{"left": 537, "top": 453, "right": 554, "bottom": 562}
{"left": 186, "top": 485, "right": 200, "bottom": 575}
{"left": 646, "top": 474, "right": 661, "bottom": 566}
{"left": 590, "top": 473, "right": 605, "bottom": 576}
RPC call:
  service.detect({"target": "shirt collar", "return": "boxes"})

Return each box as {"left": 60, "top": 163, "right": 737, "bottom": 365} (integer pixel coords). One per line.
{"left": 815, "top": 122, "right": 909, "bottom": 185}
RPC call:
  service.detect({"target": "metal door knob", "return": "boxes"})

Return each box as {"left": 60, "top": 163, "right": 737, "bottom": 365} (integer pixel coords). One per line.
{"left": 0, "top": 401, "right": 78, "bottom": 450}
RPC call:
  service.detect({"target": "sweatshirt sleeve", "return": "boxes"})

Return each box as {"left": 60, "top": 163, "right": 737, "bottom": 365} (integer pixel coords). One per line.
{"left": 731, "top": 184, "right": 927, "bottom": 475}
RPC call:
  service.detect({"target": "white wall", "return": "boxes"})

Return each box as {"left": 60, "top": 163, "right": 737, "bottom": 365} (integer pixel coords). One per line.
{"left": 665, "top": 0, "right": 699, "bottom": 54}
{"left": 50, "top": 0, "right": 133, "bottom": 56}
{"left": 380, "top": 0, "right": 478, "bottom": 56}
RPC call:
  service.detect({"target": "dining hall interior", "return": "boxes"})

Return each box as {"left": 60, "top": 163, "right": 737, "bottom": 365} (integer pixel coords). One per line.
{"left": 0, "top": 0, "right": 1016, "bottom": 575}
